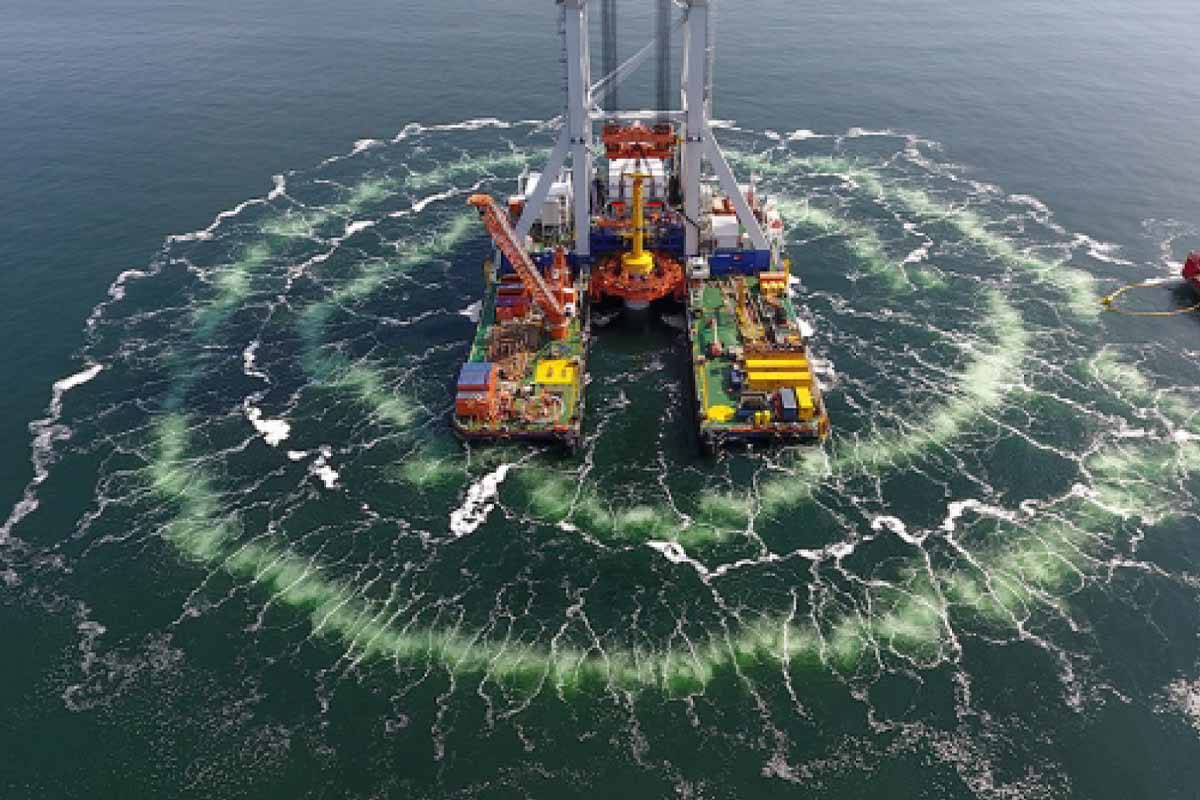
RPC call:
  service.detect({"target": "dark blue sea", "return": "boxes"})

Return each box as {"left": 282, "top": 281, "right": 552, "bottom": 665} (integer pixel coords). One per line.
{"left": 4, "top": 1, "right": 1200, "bottom": 797}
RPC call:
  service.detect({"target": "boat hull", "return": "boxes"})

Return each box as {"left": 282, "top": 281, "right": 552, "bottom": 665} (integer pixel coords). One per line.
{"left": 1184, "top": 252, "right": 1200, "bottom": 293}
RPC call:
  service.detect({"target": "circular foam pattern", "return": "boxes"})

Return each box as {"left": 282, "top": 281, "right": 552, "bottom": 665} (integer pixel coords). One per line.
{"left": 6, "top": 119, "right": 1200, "bottom": 795}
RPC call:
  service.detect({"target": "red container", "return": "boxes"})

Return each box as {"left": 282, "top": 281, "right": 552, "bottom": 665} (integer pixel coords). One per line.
{"left": 456, "top": 391, "right": 497, "bottom": 419}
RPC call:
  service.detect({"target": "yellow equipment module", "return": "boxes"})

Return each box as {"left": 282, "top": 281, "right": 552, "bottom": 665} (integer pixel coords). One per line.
{"left": 706, "top": 404, "right": 735, "bottom": 423}
{"left": 746, "top": 371, "right": 812, "bottom": 391}
{"left": 535, "top": 359, "right": 577, "bottom": 386}
{"left": 795, "top": 386, "right": 817, "bottom": 420}
{"left": 745, "top": 358, "right": 809, "bottom": 371}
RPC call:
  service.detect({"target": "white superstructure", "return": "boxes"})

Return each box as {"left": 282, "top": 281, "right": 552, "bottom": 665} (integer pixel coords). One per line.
{"left": 513, "top": 0, "right": 771, "bottom": 265}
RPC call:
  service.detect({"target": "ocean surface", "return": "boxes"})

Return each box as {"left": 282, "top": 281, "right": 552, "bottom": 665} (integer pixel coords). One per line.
{"left": 4, "top": 1, "right": 1200, "bottom": 797}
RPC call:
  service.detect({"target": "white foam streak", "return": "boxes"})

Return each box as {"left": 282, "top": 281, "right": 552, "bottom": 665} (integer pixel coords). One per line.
{"left": 314, "top": 465, "right": 339, "bottom": 489}
{"left": 244, "top": 403, "right": 291, "bottom": 447}
{"left": 241, "top": 341, "right": 265, "bottom": 380}
{"left": 1164, "top": 676, "right": 1200, "bottom": 734}
{"left": 87, "top": 268, "right": 154, "bottom": 331}
{"left": 310, "top": 447, "right": 339, "bottom": 489}
{"left": 940, "top": 499, "right": 1017, "bottom": 534}
{"left": 411, "top": 187, "right": 460, "bottom": 214}
{"left": 1076, "top": 234, "right": 1135, "bottom": 266}
{"left": 392, "top": 122, "right": 423, "bottom": 142}
{"left": 902, "top": 243, "right": 931, "bottom": 265}
{"left": 1009, "top": 194, "right": 1050, "bottom": 215}
{"left": 647, "top": 540, "right": 714, "bottom": 578}
{"left": 458, "top": 301, "right": 482, "bottom": 323}
{"left": 168, "top": 195, "right": 268, "bottom": 244}
{"left": 393, "top": 118, "right": 520, "bottom": 143}
{"left": 450, "top": 464, "right": 513, "bottom": 537}
{"left": 320, "top": 138, "right": 386, "bottom": 166}
{"left": 786, "top": 129, "right": 822, "bottom": 141}
{"left": 427, "top": 118, "right": 512, "bottom": 132}
{"left": 55, "top": 364, "right": 104, "bottom": 394}
{"left": 0, "top": 363, "right": 104, "bottom": 542}
{"left": 344, "top": 220, "right": 377, "bottom": 237}
{"left": 846, "top": 127, "right": 897, "bottom": 138}
{"left": 872, "top": 515, "right": 922, "bottom": 544}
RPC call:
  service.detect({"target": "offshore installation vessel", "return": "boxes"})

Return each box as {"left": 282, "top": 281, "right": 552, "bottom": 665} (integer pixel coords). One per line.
{"left": 453, "top": 0, "right": 830, "bottom": 451}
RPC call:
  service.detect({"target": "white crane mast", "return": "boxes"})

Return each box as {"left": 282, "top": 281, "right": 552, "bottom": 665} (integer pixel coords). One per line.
{"left": 517, "top": 0, "right": 769, "bottom": 264}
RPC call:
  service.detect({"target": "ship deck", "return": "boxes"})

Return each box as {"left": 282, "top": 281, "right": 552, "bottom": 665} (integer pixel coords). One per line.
{"left": 453, "top": 276, "right": 589, "bottom": 449}
{"left": 687, "top": 274, "right": 829, "bottom": 447}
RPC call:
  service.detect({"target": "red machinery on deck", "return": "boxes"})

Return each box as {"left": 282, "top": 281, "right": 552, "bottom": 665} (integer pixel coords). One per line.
{"left": 601, "top": 122, "right": 676, "bottom": 160}
{"left": 1183, "top": 251, "right": 1200, "bottom": 294}
{"left": 589, "top": 254, "right": 685, "bottom": 305}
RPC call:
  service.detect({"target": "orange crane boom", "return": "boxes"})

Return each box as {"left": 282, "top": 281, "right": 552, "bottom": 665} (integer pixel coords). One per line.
{"left": 468, "top": 194, "right": 570, "bottom": 339}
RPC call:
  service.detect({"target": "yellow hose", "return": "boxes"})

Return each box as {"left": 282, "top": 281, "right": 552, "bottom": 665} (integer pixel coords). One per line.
{"left": 1100, "top": 281, "right": 1200, "bottom": 317}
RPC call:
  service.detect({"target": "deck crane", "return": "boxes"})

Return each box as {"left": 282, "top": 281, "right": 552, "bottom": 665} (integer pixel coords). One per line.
{"left": 467, "top": 194, "right": 572, "bottom": 341}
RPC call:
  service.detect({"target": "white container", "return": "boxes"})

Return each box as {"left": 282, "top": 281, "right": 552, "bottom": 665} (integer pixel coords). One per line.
{"left": 522, "top": 172, "right": 573, "bottom": 228}
{"left": 712, "top": 215, "right": 740, "bottom": 250}
{"left": 608, "top": 158, "right": 667, "bottom": 202}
